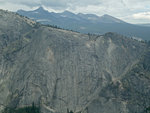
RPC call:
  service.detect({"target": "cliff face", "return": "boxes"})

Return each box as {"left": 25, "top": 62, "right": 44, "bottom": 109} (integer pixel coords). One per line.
{"left": 0, "top": 10, "right": 149, "bottom": 113}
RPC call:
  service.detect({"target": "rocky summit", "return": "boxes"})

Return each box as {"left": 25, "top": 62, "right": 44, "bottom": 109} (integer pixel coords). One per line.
{"left": 0, "top": 9, "right": 150, "bottom": 113}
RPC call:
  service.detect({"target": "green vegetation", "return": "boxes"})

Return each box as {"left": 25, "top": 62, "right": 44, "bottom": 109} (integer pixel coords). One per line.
{"left": 2, "top": 103, "right": 40, "bottom": 113}
{"left": 146, "top": 106, "right": 150, "bottom": 113}
{"left": 43, "top": 24, "right": 79, "bottom": 33}
{"left": 67, "top": 108, "right": 74, "bottom": 113}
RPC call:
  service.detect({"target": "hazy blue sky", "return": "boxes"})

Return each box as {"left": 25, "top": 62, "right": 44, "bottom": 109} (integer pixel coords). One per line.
{"left": 0, "top": 0, "right": 150, "bottom": 24}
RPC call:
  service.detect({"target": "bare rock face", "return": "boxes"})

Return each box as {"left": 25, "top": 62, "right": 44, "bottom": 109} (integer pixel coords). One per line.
{"left": 0, "top": 10, "right": 149, "bottom": 113}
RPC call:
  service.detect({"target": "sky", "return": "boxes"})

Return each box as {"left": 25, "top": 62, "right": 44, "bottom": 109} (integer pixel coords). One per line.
{"left": 0, "top": 0, "right": 150, "bottom": 24}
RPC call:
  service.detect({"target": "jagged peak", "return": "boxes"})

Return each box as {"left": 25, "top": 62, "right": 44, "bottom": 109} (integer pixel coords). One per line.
{"left": 34, "top": 6, "right": 48, "bottom": 12}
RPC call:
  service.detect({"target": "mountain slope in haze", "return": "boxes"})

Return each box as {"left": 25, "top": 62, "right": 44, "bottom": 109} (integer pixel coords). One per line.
{"left": 17, "top": 7, "right": 125, "bottom": 24}
{"left": 17, "top": 7, "right": 150, "bottom": 40}
{"left": 137, "top": 23, "right": 150, "bottom": 27}
{"left": 0, "top": 9, "right": 150, "bottom": 113}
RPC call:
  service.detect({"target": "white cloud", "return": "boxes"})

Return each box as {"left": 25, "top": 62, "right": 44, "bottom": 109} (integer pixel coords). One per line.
{"left": 0, "top": 2, "right": 33, "bottom": 11}
{"left": 0, "top": 0, "right": 150, "bottom": 23}
{"left": 133, "top": 12, "right": 150, "bottom": 20}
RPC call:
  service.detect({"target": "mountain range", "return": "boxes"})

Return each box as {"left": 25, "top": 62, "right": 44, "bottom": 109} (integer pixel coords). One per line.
{"left": 0, "top": 9, "right": 150, "bottom": 113}
{"left": 17, "top": 7, "right": 150, "bottom": 40}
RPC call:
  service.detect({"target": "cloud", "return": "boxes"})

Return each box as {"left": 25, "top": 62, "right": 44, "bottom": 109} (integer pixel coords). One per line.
{"left": 0, "top": 0, "right": 150, "bottom": 23}
{"left": 0, "top": 2, "right": 33, "bottom": 11}
{"left": 133, "top": 12, "right": 150, "bottom": 20}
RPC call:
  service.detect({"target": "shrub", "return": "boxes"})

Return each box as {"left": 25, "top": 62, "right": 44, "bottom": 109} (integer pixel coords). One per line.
{"left": 2, "top": 102, "right": 40, "bottom": 113}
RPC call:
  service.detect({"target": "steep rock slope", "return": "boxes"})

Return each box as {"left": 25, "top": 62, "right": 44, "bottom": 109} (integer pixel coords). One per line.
{"left": 0, "top": 10, "right": 149, "bottom": 113}
{"left": 97, "top": 44, "right": 150, "bottom": 113}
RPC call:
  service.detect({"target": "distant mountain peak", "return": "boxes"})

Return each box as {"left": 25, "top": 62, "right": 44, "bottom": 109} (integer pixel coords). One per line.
{"left": 62, "top": 10, "right": 74, "bottom": 15}
{"left": 34, "top": 6, "right": 48, "bottom": 13}
{"left": 61, "top": 10, "right": 76, "bottom": 17}
{"left": 100, "top": 14, "right": 125, "bottom": 23}
{"left": 36, "top": 6, "right": 44, "bottom": 10}
{"left": 102, "top": 14, "right": 112, "bottom": 17}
